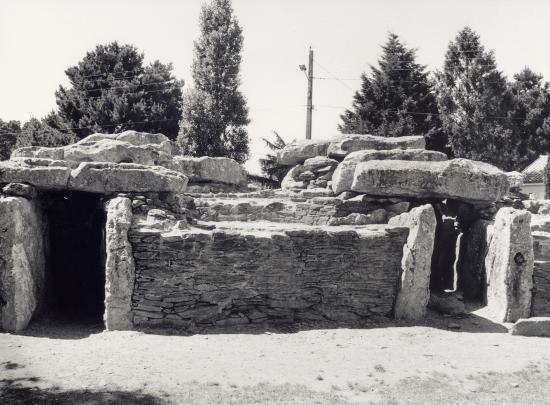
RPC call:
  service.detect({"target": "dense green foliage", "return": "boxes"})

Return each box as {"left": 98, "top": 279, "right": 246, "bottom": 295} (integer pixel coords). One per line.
{"left": 0, "top": 119, "right": 20, "bottom": 160}
{"left": 434, "top": 27, "right": 516, "bottom": 169}
{"left": 178, "top": 0, "right": 250, "bottom": 163}
{"left": 55, "top": 42, "right": 183, "bottom": 140}
{"left": 17, "top": 117, "right": 78, "bottom": 149}
{"left": 339, "top": 33, "right": 447, "bottom": 153}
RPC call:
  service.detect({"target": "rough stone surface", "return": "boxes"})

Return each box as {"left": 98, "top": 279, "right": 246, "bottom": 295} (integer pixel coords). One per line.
{"left": 104, "top": 198, "right": 135, "bottom": 330}
{"left": 281, "top": 166, "right": 307, "bottom": 190}
{"left": 302, "top": 156, "right": 339, "bottom": 171}
{"left": 331, "top": 148, "right": 448, "bottom": 194}
{"left": 0, "top": 197, "right": 45, "bottom": 332}
{"left": 2, "top": 183, "right": 37, "bottom": 199}
{"left": 352, "top": 158, "right": 510, "bottom": 203}
{"left": 277, "top": 139, "right": 331, "bottom": 166}
{"left": 456, "top": 219, "right": 494, "bottom": 300}
{"left": 327, "top": 134, "right": 426, "bottom": 159}
{"left": 0, "top": 158, "right": 72, "bottom": 190}
{"left": 68, "top": 162, "right": 188, "bottom": 194}
{"left": 128, "top": 222, "right": 408, "bottom": 330}
{"left": 485, "top": 208, "right": 534, "bottom": 322}
{"left": 510, "top": 317, "right": 550, "bottom": 337}
{"left": 428, "top": 291, "right": 466, "bottom": 316}
{"left": 168, "top": 156, "right": 247, "bottom": 186}
{"left": 531, "top": 226, "right": 550, "bottom": 316}
{"left": 389, "top": 204, "right": 436, "bottom": 320}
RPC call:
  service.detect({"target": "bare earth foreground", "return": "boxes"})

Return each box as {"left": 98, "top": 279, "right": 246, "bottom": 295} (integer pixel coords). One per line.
{"left": 2, "top": 310, "right": 550, "bottom": 405}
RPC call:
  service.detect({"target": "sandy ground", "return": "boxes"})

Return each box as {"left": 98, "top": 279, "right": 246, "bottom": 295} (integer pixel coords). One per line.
{"left": 2, "top": 310, "right": 550, "bottom": 404}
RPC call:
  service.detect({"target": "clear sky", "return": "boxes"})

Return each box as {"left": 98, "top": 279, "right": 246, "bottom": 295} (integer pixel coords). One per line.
{"left": 2, "top": 0, "right": 550, "bottom": 173}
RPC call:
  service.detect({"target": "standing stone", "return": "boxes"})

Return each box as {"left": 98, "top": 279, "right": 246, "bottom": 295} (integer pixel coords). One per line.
{"left": 389, "top": 204, "right": 436, "bottom": 320}
{"left": 456, "top": 219, "right": 494, "bottom": 300}
{"left": 485, "top": 208, "right": 534, "bottom": 322}
{"left": 0, "top": 197, "right": 45, "bottom": 332}
{"left": 104, "top": 197, "right": 135, "bottom": 330}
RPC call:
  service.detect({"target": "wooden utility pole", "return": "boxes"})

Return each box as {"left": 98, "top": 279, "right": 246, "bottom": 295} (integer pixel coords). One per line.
{"left": 305, "top": 47, "right": 313, "bottom": 140}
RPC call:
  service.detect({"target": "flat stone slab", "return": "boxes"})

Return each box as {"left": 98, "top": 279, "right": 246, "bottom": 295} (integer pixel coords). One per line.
{"left": 168, "top": 156, "right": 247, "bottom": 186}
{"left": 327, "top": 134, "right": 425, "bottom": 159}
{"left": 276, "top": 134, "right": 426, "bottom": 166}
{"left": 0, "top": 158, "right": 188, "bottom": 194}
{"left": 332, "top": 149, "right": 448, "bottom": 194}
{"left": 351, "top": 158, "right": 510, "bottom": 203}
{"left": 510, "top": 317, "right": 550, "bottom": 337}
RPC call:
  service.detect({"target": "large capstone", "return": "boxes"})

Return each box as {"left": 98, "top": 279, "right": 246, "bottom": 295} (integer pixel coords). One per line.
{"left": 327, "top": 134, "right": 425, "bottom": 159}
{"left": 351, "top": 158, "right": 510, "bottom": 203}
{"left": 388, "top": 204, "right": 436, "bottom": 320}
{"left": 0, "top": 197, "right": 45, "bottom": 332}
{"left": 168, "top": 156, "right": 247, "bottom": 186}
{"left": 68, "top": 162, "right": 188, "bottom": 194}
{"left": 331, "top": 149, "right": 448, "bottom": 195}
{"left": 485, "top": 208, "right": 534, "bottom": 322}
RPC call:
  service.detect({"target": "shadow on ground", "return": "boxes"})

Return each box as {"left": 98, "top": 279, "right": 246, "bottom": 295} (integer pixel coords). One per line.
{"left": 0, "top": 377, "right": 166, "bottom": 405}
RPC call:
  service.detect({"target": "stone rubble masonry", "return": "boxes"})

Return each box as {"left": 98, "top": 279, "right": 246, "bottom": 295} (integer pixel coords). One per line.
{"left": 388, "top": 204, "right": 436, "bottom": 320}
{"left": 127, "top": 222, "right": 409, "bottom": 331}
{"left": 352, "top": 158, "right": 510, "bottom": 204}
{"left": 485, "top": 208, "right": 534, "bottom": 322}
{"left": 531, "top": 215, "right": 550, "bottom": 316}
{"left": 104, "top": 197, "right": 135, "bottom": 330}
{"left": 0, "top": 196, "right": 46, "bottom": 332}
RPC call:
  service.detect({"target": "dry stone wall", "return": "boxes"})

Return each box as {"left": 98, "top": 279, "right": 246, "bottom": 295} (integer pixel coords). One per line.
{"left": 127, "top": 223, "right": 408, "bottom": 331}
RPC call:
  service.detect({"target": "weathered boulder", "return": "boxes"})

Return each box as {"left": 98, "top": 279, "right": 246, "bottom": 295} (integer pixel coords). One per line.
{"left": 12, "top": 130, "right": 174, "bottom": 164}
{"left": 456, "top": 219, "right": 494, "bottom": 300}
{"left": 0, "top": 197, "right": 45, "bottom": 332}
{"left": 68, "top": 162, "right": 188, "bottom": 194}
{"left": 104, "top": 197, "right": 135, "bottom": 330}
{"left": 277, "top": 139, "right": 331, "bottom": 166}
{"left": 389, "top": 204, "right": 436, "bottom": 320}
{"left": 331, "top": 149, "right": 448, "bottom": 194}
{"left": 485, "top": 208, "right": 534, "bottom": 322}
{"left": 2, "top": 183, "right": 37, "bottom": 199}
{"left": 351, "top": 158, "right": 510, "bottom": 203}
{"left": 302, "top": 156, "right": 339, "bottom": 171}
{"left": 510, "top": 317, "right": 550, "bottom": 337}
{"left": 168, "top": 156, "right": 247, "bottom": 186}
{"left": 428, "top": 291, "right": 466, "bottom": 316}
{"left": 506, "top": 171, "right": 524, "bottom": 190}
{"left": 281, "top": 166, "right": 307, "bottom": 190}
{"left": 327, "top": 134, "right": 425, "bottom": 159}
{"left": 0, "top": 158, "right": 73, "bottom": 190}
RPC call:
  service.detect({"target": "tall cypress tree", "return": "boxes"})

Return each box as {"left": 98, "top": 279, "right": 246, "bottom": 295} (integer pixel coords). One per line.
{"left": 178, "top": 0, "right": 250, "bottom": 163}
{"left": 339, "top": 33, "right": 446, "bottom": 153}
{"left": 434, "top": 27, "right": 516, "bottom": 170}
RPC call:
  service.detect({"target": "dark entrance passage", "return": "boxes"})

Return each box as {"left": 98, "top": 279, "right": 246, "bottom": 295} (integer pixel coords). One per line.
{"left": 41, "top": 191, "right": 107, "bottom": 325}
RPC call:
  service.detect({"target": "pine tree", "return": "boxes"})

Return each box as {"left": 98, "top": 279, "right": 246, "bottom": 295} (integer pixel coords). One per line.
{"left": 259, "top": 131, "right": 290, "bottom": 185}
{"left": 55, "top": 42, "right": 184, "bottom": 140}
{"left": 0, "top": 119, "right": 20, "bottom": 160}
{"left": 17, "top": 117, "right": 78, "bottom": 149}
{"left": 434, "top": 27, "right": 516, "bottom": 170}
{"left": 339, "top": 33, "right": 446, "bottom": 153}
{"left": 177, "top": 0, "right": 250, "bottom": 163}
{"left": 507, "top": 68, "right": 550, "bottom": 170}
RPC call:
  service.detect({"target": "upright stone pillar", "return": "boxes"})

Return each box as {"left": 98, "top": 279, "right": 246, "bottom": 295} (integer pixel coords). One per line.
{"left": 485, "top": 208, "right": 533, "bottom": 322}
{"left": 389, "top": 204, "right": 436, "bottom": 320}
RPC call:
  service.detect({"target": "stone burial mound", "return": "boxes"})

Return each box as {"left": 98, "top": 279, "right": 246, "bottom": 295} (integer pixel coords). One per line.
{"left": 0, "top": 130, "right": 547, "bottom": 335}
